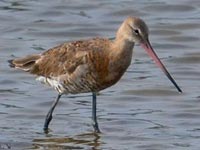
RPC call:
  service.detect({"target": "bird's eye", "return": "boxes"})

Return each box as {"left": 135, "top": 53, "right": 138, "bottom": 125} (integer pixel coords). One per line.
{"left": 134, "top": 29, "right": 139, "bottom": 35}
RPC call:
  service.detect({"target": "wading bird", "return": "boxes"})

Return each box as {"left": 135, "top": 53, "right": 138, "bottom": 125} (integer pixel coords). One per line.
{"left": 9, "top": 16, "right": 182, "bottom": 133}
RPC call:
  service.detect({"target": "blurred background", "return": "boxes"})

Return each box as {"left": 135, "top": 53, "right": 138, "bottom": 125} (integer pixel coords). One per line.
{"left": 0, "top": 0, "right": 200, "bottom": 149}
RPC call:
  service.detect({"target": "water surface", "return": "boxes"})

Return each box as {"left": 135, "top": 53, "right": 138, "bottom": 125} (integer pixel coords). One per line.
{"left": 1, "top": 0, "right": 200, "bottom": 149}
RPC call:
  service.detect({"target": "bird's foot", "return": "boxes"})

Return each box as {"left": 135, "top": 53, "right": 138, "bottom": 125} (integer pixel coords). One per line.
{"left": 43, "top": 114, "right": 52, "bottom": 134}
{"left": 43, "top": 127, "right": 50, "bottom": 134}
{"left": 93, "top": 122, "right": 101, "bottom": 133}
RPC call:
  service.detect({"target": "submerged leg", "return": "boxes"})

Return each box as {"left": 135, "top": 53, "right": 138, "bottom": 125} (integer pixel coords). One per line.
{"left": 44, "top": 94, "right": 62, "bottom": 132}
{"left": 92, "top": 92, "right": 100, "bottom": 133}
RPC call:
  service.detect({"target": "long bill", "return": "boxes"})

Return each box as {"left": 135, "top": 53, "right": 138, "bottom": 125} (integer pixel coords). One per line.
{"left": 141, "top": 39, "right": 182, "bottom": 93}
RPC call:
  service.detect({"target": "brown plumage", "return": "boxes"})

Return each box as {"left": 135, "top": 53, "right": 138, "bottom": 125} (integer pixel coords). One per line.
{"left": 10, "top": 37, "right": 133, "bottom": 94}
{"left": 9, "top": 16, "right": 182, "bottom": 133}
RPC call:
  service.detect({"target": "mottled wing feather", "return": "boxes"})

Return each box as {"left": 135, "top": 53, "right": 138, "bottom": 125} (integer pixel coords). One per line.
{"left": 29, "top": 38, "right": 111, "bottom": 93}
{"left": 31, "top": 38, "right": 110, "bottom": 78}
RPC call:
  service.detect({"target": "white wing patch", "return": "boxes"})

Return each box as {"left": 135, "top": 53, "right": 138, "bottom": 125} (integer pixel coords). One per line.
{"left": 36, "top": 76, "right": 65, "bottom": 94}
{"left": 35, "top": 64, "right": 94, "bottom": 94}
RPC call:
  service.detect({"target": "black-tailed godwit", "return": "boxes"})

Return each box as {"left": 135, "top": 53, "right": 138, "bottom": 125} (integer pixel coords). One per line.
{"left": 9, "top": 16, "right": 182, "bottom": 133}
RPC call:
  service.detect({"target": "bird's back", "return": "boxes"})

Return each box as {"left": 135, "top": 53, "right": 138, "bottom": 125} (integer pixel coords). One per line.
{"left": 33, "top": 38, "right": 110, "bottom": 77}
{"left": 10, "top": 38, "right": 117, "bottom": 94}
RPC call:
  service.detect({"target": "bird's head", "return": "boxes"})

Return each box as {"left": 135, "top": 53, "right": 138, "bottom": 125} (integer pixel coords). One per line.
{"left": 118, "top": 16, "right": 182, "bottom": 93}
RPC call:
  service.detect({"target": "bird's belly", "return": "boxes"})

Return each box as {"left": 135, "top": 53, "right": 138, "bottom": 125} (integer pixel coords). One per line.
{"left": 36, "top": 67, "right": 125, "bottom": 94}
{"left": 36, "top": 75, "right": 98, "bottom": 94}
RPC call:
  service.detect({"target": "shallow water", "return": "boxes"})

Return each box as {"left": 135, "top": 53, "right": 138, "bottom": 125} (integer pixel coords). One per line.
{"left": 1, "top": 0, "right": 200, "bottom": 149}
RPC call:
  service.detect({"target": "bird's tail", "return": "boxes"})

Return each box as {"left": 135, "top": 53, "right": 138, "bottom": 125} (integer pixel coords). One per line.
{"left": 8, "top": 54, "right": 41, "bottom": 72}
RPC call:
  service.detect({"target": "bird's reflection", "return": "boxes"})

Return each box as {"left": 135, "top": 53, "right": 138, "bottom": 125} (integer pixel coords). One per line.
{"left": 32, "top": 132, "right": 101, "bottom": 150}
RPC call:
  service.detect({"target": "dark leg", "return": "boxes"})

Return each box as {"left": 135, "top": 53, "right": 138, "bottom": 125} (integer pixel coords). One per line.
{"left": 44, "top": 94, "right": 62, "bottom": 132}
{"left": 92, "top": 92, "right": 101, "bottom": 133}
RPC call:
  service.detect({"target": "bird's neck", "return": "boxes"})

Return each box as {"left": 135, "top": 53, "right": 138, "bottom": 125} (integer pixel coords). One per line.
{"left": 108, "top": 35, "right": 134, "bottom": 72}
{"left": 112, "top": 34, "right": 134, "bottom": 56}
{"left": 103, "top": 35, "right": 134, "bottom": 87}
{"left": 113, "top": 20, "right": 135, "bottom": 51}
